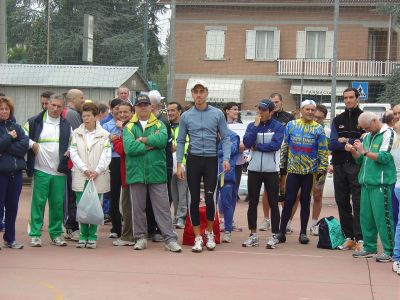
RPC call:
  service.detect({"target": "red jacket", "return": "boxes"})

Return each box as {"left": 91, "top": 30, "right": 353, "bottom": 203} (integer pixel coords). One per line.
{"left": 113, "top": 136, "right": 127, "bottom": 188}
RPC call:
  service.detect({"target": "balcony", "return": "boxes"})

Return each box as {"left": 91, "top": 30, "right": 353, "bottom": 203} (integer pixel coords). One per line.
{"left": 277, "top": 59, "right": 400, "bottom": 80}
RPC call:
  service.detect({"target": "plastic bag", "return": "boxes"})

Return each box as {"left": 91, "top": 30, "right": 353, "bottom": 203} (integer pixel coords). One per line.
{"left": 76, "top": 180, "right": 104, "bottom": 225}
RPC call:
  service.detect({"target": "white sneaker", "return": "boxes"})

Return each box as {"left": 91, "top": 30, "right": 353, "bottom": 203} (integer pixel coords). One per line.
{"left": 219, "top": 220, "right": 225, "bottom": 232}
{"left": 30, "top": 237, "right": 42, "bottom": 247}
{"left": 109, "top": 232, "right": 119, "bottom": 239}
{"left": 392, "top": 261, "right": 400, "bottom": 273}
{"left": 76, "top": 240, "right": 86, "bottom": 248}
{"left": 86, "top": 241, "right": 97, "bottom": 249}
{"left": 62, "top": 230, "right": 80, "bottom": 241}
{"left": 259, "top": 218, "right": 271, "bottom": 231}
{"left": 205, "top": 230, "right": 216, "bottom": 251}
{"left": 133, "top": 238, "right": 147, "bottom": 250}
{"left": 165, "top": 241, "right": 182, "bottom": 253}
{"left": 286, "top": 223, "right": 293, "bottom": 234}
{"left": 51, "top": 236, "right": 67, "bottom": 247}
{"left": 309, "top": 225, "right": 319, "bottom": 236}
{"left": 222, "top": 231, "right": 232, "bottom": 243}
{"left": 113, "top": 239, "right": 135, "bottom": 246}
{"left": 192, "top": 236, "right": 203, "bottom": 253}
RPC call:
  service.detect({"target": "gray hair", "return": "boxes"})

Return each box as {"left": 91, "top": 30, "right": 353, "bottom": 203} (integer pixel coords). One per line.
{"left": 49, "top": 94, "right": 66, "bottom": 106}
{"left": 358, "top": 111, "right": 377, "bottom": 125}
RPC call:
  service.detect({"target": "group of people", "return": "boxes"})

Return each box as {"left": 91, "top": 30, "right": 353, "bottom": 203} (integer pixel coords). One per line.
{"left": 1, "top": 82, "right": 400, "bottom": 275}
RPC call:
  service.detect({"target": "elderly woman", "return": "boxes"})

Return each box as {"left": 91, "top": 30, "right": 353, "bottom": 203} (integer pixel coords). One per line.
{"left": 0, "top": 96, "right": 29, "bottom": 249}
{"left": 70, "top": 102, "right": 111, "bottom": 249}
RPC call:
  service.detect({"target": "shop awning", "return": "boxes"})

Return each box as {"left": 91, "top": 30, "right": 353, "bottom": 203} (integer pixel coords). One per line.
{"left": 185, "top": 78, "right": 244, "bottom": 103}
{"left": 290, "top": 81, "right": 348, "bottom": 96}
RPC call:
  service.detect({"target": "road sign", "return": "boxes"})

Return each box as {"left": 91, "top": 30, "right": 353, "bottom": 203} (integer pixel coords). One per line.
{"left": 352, "top": 82, "right": 368, "bottom": 100}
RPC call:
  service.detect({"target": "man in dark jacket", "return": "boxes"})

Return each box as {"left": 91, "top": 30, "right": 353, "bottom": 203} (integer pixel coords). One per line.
{"left": 24, "top": 95, "right": 71, "bottom": 247}
{"left": 329, "top": 87, "right": 364, "bottom": 252}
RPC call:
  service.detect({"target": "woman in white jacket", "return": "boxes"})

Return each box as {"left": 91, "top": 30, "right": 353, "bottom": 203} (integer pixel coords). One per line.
{"left": 70, "top": 102, "right": 111, "bottom": 249}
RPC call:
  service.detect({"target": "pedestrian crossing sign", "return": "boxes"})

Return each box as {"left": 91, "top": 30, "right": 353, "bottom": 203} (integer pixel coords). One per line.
{"left": 351, "top": 82, "right": 368, "bottom": 100}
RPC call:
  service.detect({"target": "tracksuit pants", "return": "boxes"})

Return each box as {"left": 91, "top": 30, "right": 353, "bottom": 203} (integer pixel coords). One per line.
{"left": 129, "top": 183, "right": 177, "bottom": 244}
{"left": 171, "top": 171, "right": 189, "bottom": 224}
{"left": 361, "top": 185, "right": 394, "bottom": 255}
{"left": 120, "top": 187, "right": 134, "bottom": 242}
{"left": 280, "top": 173, "right": 313, "bottom": 235}
{"left": 333, "top": 163, "right": 363, "bottom": 241}
{"left": 29, "top": 170, "right": 66, "bottom": 239}
{"left": 247, "top": 171, "right": 280, "bottom": 233}
{"left": 109, "top": 157, "right": 122, "bottom": 236}
{"left": 218, "top": 180, "right": 237, "bottom": 233}
{"left": 0, "top": 172, "right": 23, "bottom": 243}
{"left": 393, "top": 186, "right": 400, "bottom": 261}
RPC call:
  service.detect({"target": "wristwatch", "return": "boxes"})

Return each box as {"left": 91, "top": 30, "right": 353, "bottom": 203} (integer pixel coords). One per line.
{"left": 363, "top": 151, "right": 369, "bottom": 157}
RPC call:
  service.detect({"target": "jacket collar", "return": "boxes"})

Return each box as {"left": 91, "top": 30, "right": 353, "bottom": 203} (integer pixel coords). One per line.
{"left": 75, "top": 121, "right": 104, "bottom": 137}
{"left": 130, "top": 112, "right": 158, "bottom": 129}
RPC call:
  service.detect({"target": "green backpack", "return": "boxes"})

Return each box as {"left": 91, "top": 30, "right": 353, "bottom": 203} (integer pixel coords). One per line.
{"left": 317, "top": 216, "right": 346, "bottom": 249}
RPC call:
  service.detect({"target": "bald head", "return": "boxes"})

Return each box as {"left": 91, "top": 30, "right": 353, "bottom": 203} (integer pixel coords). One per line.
{"left": 66, "top": 89, "right": 84, "bottom": 111}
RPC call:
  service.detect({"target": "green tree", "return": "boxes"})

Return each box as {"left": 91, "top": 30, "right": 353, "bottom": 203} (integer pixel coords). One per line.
{"left": 378, "top": 69, "right": 400, "bottom": 106}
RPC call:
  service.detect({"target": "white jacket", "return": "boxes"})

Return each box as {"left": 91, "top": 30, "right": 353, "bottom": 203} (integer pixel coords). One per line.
{"left": 70, "top": 122, "right": 111, "bottom": 193}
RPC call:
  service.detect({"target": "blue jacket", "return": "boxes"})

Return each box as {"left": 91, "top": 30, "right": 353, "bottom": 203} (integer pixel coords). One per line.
{"left": 0, "top": 119, "right": 29, "bottom": 174}
{"left": 176, "top": 105, "right": 230, "bottom": 162}
{"left": 218, "top": 130, "right": 240, "bottom": 182}
{"left": 243, "top": 118, "right": 284, "bottom": 172}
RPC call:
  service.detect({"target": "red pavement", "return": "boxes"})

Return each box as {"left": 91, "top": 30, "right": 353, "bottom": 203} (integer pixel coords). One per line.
{"left": 0, "top": 186, "right": 399, "bottom": 300}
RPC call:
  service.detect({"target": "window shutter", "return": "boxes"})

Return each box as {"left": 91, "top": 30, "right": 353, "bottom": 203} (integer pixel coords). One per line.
{"left": 206, "top": 30, "right": 225, "bottom": 60}
{"left": 325, "top": 31, "right": 334, "bottom": 59}
{"left": 273, "top": 30, "right": 281, "bottom": 60}
{"left": 296, "top": 31, "right": 306, "bottom": 59}
{"left": 246, "top": 30, "right": 256, "bottom": 60}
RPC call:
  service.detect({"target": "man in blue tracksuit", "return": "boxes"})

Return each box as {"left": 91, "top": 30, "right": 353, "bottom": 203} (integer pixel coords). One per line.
{"left": 176, "top": 79, "right": 231, "bottom": 253}
{"left": 241, "top": 99, "right": 285, "bottom": 247}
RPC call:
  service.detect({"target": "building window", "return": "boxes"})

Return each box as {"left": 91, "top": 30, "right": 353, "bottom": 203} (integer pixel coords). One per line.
{"left": 306, "top": 31, "right": 326, "bottom": 59}
{"left": 297, "top": 28, "right": 333, "bottom": 59}
{"left": 205, "top": 30, "right": 225, "bottom": 60}
{"left": 246, "top": 28, "right": 280, "bottom": 61}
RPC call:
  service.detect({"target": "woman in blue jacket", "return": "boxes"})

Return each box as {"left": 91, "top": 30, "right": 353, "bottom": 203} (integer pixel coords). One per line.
{"left": 218, "top": 129, "right": 240, "bottom": 243}
{"left": 0, "top": 96, "right": 29, "bottom": 249}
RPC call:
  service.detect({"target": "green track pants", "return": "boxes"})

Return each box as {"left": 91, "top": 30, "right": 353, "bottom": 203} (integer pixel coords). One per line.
{"left": 29, "top": 170, "right": 66, "bottom": 239}
{"left": 360, "top": 185, "right": 394, "bottom": 255}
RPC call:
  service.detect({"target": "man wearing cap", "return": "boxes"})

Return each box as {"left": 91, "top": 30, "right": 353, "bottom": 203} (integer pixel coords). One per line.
{"left": 176, "top": 80, "right": 231, "bottom": 253}
{"left": 123, "top": 95, "right": 182, "bottom": 252}
{"left": 329, "top": 87, "right": 364, "bottom": 252}
{"left": 103, "top": 98, "right": 124, "bottom": 238}
{"left": 241, "top": 99, "right": 285, "bottom": 247}
{"left": 267, "top": 99, "right": 328, "bottom": 249}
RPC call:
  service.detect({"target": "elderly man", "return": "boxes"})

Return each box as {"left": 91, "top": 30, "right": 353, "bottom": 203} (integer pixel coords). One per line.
{"left": 393, "top": 104, "right": 400, "bottom": 124}
{"left": 346, "top": 112, "right": 396, "bottom": 262}
{"left": 123, "top": 94, "right": 182, "bottom": 252}
{"left": 25, "top": 95, "right": 71, "bottom": 247}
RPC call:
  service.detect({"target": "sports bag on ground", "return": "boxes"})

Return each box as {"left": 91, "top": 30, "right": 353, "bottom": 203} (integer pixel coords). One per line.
{"left": 317, "top": 216, "right": 345, "bottom": 249}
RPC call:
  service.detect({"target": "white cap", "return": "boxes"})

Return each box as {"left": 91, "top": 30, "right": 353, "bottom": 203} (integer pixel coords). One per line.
{"left": 148, "top": 90, "right": 165, "bottom": 104}
{"left": 190, "top": 79, "right": 208, "bottom": 91}
{"left": 300, "top": 99, "right": 317, "bottom": 109}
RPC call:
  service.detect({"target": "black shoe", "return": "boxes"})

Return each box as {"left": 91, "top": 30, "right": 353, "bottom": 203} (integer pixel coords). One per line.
{"left": 104, "top": 214, "right": 111, "bottom": 224}
{"left": 299, "top": 234, "right": 309, "bottom": 244}
{"left": 277, "top": 233, "right": 286, "bottom": 243}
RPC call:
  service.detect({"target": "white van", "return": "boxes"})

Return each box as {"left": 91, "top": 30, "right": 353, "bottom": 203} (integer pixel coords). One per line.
{"left": 324, "top": 103, "right": 391, "bottom": 123}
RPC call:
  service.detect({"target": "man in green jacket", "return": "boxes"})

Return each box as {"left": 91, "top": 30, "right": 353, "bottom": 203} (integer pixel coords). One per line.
{"left": 123, "top": 95, "right": 182, "bottom": 252}
{"left": 345, "top": 111, "right": 396, "bottom": 262}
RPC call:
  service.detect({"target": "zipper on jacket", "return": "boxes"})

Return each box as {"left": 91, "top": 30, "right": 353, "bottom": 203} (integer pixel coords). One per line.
{"left": 362, "top": 134, "right": 375, "bottom": 184}
{"left": 260, "top": 125, "right": 264, "bottom": 172}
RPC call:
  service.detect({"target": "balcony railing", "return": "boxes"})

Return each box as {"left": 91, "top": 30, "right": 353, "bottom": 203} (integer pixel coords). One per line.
{"left": 277, "top": 59, "right": 400, "bottom": 78}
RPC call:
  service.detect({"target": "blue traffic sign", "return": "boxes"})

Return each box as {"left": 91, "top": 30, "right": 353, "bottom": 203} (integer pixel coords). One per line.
{"left": 352, "top": 82, "right": 368, "bottom": 100}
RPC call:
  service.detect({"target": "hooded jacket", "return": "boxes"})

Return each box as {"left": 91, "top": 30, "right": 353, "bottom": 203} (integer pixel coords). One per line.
{"left": 123, "top": 112, "right": 167, "bottom": 184}
{"left": 0, "top": 119, "right": 29, "bottom": 174}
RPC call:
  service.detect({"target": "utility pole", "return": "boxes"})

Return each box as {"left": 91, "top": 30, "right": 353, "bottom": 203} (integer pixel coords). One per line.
{"left": 142, "top": 1, "right": 149, "bottom": 82}
{"left": 330, "top": 0, "right": 340, "bottom": 122}
{"left": 0, "top": 0, "right": 7, "bottom": 63}
{"left": 167, "top": 1, "right": 176, "bottom": 102}
{"left": 46, "top": 0, "right": 50, "bottom": 64}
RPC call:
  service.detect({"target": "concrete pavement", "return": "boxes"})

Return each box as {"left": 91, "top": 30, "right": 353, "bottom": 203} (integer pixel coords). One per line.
{"left": 0, "top": 186, "right": 399, "bottom": 300}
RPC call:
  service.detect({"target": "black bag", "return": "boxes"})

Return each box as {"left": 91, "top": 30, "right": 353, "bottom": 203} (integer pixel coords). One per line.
{"left": 317, "top": 216, "right": 345, "bottom": 249}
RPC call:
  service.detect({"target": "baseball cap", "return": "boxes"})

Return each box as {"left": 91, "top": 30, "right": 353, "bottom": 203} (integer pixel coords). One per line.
{"left": 257, "top": 99, "right": 275, "bottom": 111}
{"left": 135, "top": 94, "right": 151, "bottom": 106}
{"left": 148, "top": 90, "right": 165, "bottom": 104}
{"left": 190, "top": 79, "right": 208, "bottom": 91}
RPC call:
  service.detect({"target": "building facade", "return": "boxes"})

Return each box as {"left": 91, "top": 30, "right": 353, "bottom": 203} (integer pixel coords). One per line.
{"left": 162, "top": 0, "right": 399, "bottom": 111}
